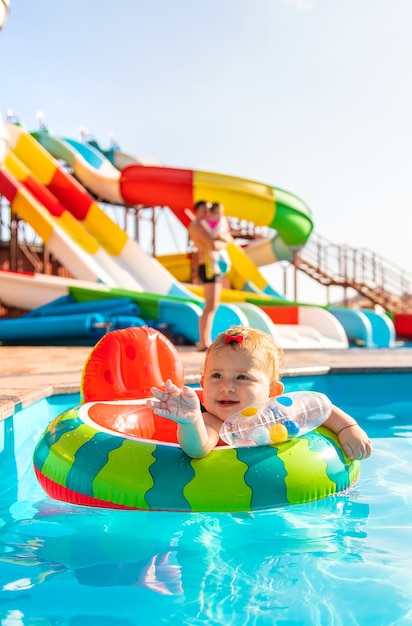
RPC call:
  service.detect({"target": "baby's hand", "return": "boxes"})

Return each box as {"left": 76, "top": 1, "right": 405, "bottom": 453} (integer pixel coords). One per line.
{"left": 338, "top": 424, "right": 372, "bottom": 460}
{"left": 147, "top": 379, "right": 201, "bottom": 424}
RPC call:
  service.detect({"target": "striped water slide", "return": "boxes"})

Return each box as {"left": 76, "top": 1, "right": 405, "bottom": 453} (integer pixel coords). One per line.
{"left": 60, "top": 136, "right": 285, "bottom": 297}
{"left": 119, "top": 165, "right": 314, "bottom": 295}
{"left": 0, "top": 165, "right": 120, "bottom": 286}
{"left": 54, "top": 136, "right": 328, "bottom": 344}
{"left": 2, "top": 149, "right": 141, "bottom": 289}
{"left": 54, "top": 134, "right": 293, "bottom": 296}
{"left": 43, "top": 130, "right": 350, "bottom": 348}
{"left": 82, "top": 134, "right": 399, "bottom": 348}
{"left": 29, "top": 129, "right": 200, "bottom": 297}
{"left": 29, "top": 129, "right": 281, "bottom": 337}
{"left": 86, "top": 136, "right": 311, "bottom": 292}
{"left": 117, "top": 162, "right": 351, "bottom": 347}
{"left": 5, "top": 124, "right": 248, "bottom": 341}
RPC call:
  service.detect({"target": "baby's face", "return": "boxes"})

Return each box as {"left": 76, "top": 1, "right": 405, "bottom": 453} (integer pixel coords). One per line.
{"left": 201, "top": 345, "right": 272, "bottom": 422}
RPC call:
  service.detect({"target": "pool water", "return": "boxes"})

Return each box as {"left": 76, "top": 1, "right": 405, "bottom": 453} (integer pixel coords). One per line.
{"left": 1, "top": 372, "right": 412, "bottom": 626}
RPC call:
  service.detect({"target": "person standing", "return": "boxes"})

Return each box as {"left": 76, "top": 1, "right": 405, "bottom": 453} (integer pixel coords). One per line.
{"left": 188, "top": 200, "right": 231, "bottom": 351}
{"left": 200, "top": 202, "right": 232, "bottom": 279}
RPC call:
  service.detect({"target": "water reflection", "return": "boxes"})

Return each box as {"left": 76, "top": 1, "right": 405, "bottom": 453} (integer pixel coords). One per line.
{"left": 0, "top": 495, "right": 370, "bottom": 624}
{"left": 2, "top": 396, "right": 412, "bottom": 625}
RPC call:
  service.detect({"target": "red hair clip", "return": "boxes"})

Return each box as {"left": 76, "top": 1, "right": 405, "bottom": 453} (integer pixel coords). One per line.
{"left": 224, "top": 334, "right": 244, "bottom": 344}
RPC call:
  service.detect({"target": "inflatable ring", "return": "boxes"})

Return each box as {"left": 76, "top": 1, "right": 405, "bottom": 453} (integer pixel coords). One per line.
{"left": 33, "top": 327, "right": 360, "bottom": 511}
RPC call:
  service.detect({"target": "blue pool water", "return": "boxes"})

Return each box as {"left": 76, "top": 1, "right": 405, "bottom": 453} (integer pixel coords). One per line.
{"left": 1, "top": 371, "right": 412, "bottom": 625}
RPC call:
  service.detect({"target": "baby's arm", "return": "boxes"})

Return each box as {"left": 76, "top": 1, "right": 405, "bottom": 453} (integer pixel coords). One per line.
{"left": 323, "top": 405, "right": 372, "bottom": 460}
{"left": 147, "top": 379, "right": 219, "bottom": 458}
{"left": 217, "top": 215, "right": 232, "bottom": 243}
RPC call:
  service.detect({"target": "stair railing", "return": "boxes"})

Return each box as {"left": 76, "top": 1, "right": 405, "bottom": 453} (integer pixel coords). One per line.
{"left": 294, "top": 232, "right": 412, "bottom": 313}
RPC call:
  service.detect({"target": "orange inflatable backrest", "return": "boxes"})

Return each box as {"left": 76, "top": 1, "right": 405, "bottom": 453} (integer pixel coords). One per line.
{"left": 81, "top": 326, "right": 185, "bottom": 402}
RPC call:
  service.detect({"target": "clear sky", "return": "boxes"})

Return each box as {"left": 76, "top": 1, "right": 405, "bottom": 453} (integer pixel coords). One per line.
{"left": 1, "top": 0, "right": 411, "bottom": 304}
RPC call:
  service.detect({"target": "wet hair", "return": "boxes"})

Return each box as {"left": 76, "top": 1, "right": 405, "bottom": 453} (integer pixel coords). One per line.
{"left": 206, "top": 325, "right": 284, "bottom": 385}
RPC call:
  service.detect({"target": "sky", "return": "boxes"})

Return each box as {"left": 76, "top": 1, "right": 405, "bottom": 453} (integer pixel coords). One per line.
{"left": 1, "top": 0, "right": 411, "bottom": 305}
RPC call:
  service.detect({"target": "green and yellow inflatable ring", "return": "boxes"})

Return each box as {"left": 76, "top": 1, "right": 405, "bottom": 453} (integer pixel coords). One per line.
{"left": 33, "top": 327, "right": 360, "bottom": 511}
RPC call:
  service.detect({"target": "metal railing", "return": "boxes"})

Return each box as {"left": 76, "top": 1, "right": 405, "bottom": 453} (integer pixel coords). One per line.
{"left": 294, "top": 232, "right": 412, "bottom": 313}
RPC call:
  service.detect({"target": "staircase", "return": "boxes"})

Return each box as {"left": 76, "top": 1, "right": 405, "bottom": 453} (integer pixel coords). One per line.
{"left": 294, "top": 233, "right": 412, "bottom": 314}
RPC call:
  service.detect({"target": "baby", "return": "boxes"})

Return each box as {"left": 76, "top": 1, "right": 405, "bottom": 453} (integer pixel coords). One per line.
{"left": 147, "top": 326, "right": 373, "bottom": 460}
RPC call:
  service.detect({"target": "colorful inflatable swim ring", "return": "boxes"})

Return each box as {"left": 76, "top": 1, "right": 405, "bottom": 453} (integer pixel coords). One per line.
{"left": 33, "top": 326, "right": 360, "bottom": 511}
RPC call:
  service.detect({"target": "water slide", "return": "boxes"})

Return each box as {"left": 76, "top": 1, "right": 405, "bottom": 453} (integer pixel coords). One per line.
{"left": 34, "top": 133, "right": 309, "bottom": 297}
{"left": 113, "top": 148, "right": 396, "bottom": 348}
{"left": 86, "top": 136, "right": 313, "bottom": 288}
{"left": 6, "top": 123, "right": 326, "bottom": 345}
{"left": 1, "top": 124, "right": 254, "bottom": 343}
{"left": 0, "top": 269, "right": 206, "bottom": 344}
{"left": 82, "top": 133, "right": 397, "bottom": 349}
{"left": 27, "top": 127, "right": 351, "bottom": 348}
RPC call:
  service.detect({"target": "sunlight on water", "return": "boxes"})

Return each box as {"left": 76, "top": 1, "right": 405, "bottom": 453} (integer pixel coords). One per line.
{"left": 0, "top": 375, "right": 412, "bottom": 625}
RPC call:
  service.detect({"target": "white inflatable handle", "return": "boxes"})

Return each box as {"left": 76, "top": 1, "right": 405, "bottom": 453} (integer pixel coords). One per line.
{"left": 219, "top": 391, "right": 332, "bottom": 447}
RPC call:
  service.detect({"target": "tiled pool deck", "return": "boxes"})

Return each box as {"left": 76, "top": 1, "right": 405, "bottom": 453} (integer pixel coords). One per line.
{"left": 1, "top": 343, "right": 411, "bottom": 419}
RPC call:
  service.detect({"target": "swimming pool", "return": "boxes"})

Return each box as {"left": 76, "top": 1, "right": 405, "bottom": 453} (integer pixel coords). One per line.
{"left": 1, "top": 371, "right": 411, "bottom": 625}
